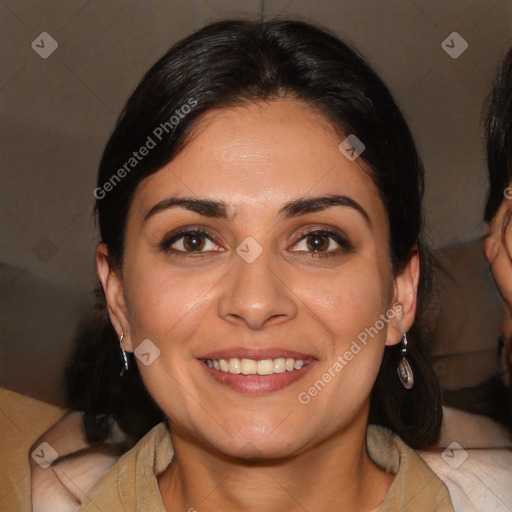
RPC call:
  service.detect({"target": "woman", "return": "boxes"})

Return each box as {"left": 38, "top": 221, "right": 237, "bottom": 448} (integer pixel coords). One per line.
{"left": 32, "top": 19, "right": 452, "bottom": 511}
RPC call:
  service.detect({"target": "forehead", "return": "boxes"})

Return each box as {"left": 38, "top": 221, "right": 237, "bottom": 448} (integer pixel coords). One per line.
{"left": 132, "top": 99, "right": 385, "bottom": 222}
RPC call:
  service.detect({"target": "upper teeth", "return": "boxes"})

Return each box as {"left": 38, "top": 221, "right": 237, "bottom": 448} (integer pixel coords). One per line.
{"left": 204, "top": 358, "right": 309, "bottom": 375}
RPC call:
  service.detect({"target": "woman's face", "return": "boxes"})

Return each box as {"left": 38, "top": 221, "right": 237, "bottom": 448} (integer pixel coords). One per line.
{"left": 99, "top": 98, "right": 418, "bottom": 458}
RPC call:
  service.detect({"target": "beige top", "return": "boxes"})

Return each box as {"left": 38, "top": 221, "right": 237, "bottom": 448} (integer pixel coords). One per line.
{"left": 0, "top": 387, "right": 66, "bottom": 512}
{"left": 79, "top": 422, "right": 455, "bottom": 511}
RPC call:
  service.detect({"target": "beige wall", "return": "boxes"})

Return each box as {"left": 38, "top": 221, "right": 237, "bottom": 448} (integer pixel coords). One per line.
{"left": 1, "top": 0, "right": 511, "bottom": 293}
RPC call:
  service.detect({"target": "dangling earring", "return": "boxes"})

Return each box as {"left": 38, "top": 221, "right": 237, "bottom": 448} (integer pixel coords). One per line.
{"left": 397, "top": 333, "right": 414, "bottom": 389}
{"left": 119, "top": 332, "right": 129, "bottom": 376}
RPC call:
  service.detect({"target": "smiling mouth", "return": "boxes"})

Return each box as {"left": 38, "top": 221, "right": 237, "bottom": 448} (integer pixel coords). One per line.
{"left": 201, "top": 357, "right": 312, "bottom": 375}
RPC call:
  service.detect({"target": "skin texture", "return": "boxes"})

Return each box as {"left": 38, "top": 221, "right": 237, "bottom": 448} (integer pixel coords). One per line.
{"left": 484, "top": 190, "right": 512, "bottom": 386}
{"left": 97, "top": 98, "right": 419, "bottom": 511}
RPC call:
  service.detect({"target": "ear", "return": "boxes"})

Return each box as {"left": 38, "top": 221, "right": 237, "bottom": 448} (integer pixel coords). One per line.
{"left": 484, "top": 197, "right": 512, "bottom": 263}
{"left": 385, "top": 245, "right": 420, "bottom": 347}
{"left": 96, "top": 243, "right": 133, "bottom": 352}
{"left": 483, "top": 207, "right": 506, "bottom": 264}
{"left": 483, "top": 232, "right": 500, "bottom": 264}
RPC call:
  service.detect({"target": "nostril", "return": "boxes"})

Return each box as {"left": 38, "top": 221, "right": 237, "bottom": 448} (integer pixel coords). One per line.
{"left": 265, "top": 313, "right": 291, "bottom": 326}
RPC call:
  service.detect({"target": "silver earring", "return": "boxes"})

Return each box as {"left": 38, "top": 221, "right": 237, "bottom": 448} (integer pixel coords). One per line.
{"left": 119, "top": 332, "right": 129, "bottom": 376}
{"left": 397, "top": 333, "right": 414, "bottom": 389}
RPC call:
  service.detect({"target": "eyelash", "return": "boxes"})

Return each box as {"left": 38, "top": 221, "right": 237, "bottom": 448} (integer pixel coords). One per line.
{"left": 160, "top": 228, "right": 217, "bottom": 258}
{"left": 160, "top": 227, "right": 354, "bottom": 258}
{"left": 291, "top": 228, "right": 354, "bottom": 257}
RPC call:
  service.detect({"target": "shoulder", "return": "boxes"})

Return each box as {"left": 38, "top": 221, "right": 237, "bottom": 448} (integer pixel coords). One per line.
{"left": 0, "top": 387, "right": 66, "bottom": 511}
{"left": 418, "top": 407, "right": 512, "bottom": 512}
{"left": 79, "top": 422, "right": 172, "bottom": 511}
{"left": 368, "top": 424, "right": 455, "bottom": 511}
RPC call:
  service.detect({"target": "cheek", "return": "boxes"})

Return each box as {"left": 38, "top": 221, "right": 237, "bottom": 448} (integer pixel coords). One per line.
{"left": 292, "top": 260, "right": 392, "bottom": 406}
{"left": 123, "top": 258, "right": 224, "bottom": 349}
{"left": 296, "top": 262, "right": 390, "bottom": 348}
{"left": 121, "top": 263, "right": 224, "bottom": 427}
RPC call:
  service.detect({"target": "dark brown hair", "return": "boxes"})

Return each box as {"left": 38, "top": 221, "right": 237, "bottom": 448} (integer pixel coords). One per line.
{"left": 485, "top": 48, "right": 512, "bottom": 222}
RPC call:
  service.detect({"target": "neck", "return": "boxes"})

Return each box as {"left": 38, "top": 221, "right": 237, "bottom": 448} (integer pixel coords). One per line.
{"left": 158, "top": 410, "right": 394, "bottom": 512}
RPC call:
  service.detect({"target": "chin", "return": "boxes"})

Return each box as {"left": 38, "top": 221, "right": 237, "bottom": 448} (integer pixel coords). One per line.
{"left": 200, "top": 424, "right": 308, "bottom": 461}
{"left": 226, "top": 438, "right": 304, "bottom": 462}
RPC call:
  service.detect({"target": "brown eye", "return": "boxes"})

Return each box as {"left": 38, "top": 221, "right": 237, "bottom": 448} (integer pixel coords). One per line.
{"left": 182, "top": 234, "right": 206, "bottom": 251}
{"left": 290, "top": 228, "right": 353, "bottom": 257}
{"left": 161, "top": 229, "right": 223, "bottom": 255}
{"left": 306, "top": 234, "right": 330, "bottom": 252}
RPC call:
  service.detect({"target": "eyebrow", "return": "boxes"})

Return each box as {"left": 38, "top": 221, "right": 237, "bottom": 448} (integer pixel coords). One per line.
{"left": 143, "top": 194, "right": 371, "bottom": 226}
{"left": 279, "top": 195, "right": 371, "bottom": 226}
{"left": 144, "top": 197, "right": 229, "bottom": 222}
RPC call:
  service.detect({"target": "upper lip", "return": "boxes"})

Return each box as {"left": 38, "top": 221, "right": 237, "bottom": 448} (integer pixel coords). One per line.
{"left": 197, "top": 347, "right": 316, "bottom": 361}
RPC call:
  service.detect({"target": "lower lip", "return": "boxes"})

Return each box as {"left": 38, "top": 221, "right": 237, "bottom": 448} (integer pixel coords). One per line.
{"left": 199, "top": 360, "right": 317, "bottom": 394}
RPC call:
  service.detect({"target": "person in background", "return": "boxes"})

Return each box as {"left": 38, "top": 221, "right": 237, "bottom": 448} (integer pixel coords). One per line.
{"left": 418, "top": 48, "right": 512, "bottom": 512}
{"left": 483, "top": 47, "right": 512, "bottom": 403}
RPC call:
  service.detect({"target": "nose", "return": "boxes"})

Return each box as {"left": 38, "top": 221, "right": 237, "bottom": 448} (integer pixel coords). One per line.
{"left": 217, "top": 254, "right": 298, "bottom": 330}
